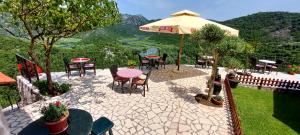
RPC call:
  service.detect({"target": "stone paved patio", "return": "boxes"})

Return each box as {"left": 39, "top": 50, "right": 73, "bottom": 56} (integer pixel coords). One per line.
{"left": 4, "top": 65, "right": 233, "bottom": 135}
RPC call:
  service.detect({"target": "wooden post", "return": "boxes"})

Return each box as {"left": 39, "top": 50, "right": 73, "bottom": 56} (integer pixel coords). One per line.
{"left": 177, "top": 34, "right": 184, "bottom": 70}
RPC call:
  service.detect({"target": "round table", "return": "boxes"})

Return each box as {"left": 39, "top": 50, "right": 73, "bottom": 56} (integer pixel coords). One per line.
{"left": 71, "top": 58, "right": 90, "bottom": 63}
{"left": 144, "top": 55, "right": 160, "bottom": 69}
{"left": 259, "top": 59, "right": 276, "bottom": 73}
{"left": 18, "top": 109, "right": 93, "bottom": 135}
{"left": 202, "top": 56, "right": 213, "bottom": 68}
{"left": 71, "top": 58, "right": 90, "bottom": 76}
{"left": 117, "top": 69, "right": 143, "bottom": 94}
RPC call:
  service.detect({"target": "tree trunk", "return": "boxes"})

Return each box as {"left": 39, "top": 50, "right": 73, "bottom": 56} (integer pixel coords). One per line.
{"left": 44, "top": 43, "right": 54, "bottom": 95}
{"left": 177, "top": 34, "right": 184, "bottom": 70}
{"left": 207, "top": 49, "right": 219, "bottom": 101}
{"left": 27, "top": 39, "right": 40, "bottom": 66}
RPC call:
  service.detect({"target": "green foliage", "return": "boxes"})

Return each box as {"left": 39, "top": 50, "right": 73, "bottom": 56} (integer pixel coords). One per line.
{"left": 127, "top": 60, "right": 137, "bottom": 67}
{"left": 196, "top": 24, "right": 225, "bottom": 44}
{"left": 33, "top": 80, "right": 71, "bottom": 96}
{"left": 41, "top": 101, "right": 68, "bottom": 122}
{"left": 220, "top": 57, "right": 245, "bottom": 69}
{"left": 287, "top": 64, "right": 300, "bottom": 73}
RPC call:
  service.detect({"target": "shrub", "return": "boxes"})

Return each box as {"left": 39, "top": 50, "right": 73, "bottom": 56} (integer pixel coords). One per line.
{"left": 33, "top": 80, "right": 71, "bottom": 96}
{"left": 41, "top": 101, "right": 68, "bottom": 122}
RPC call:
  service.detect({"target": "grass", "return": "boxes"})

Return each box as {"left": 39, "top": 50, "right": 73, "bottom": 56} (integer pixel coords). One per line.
{"left": 232, "top": 86, "right": 300, "bottom": 135}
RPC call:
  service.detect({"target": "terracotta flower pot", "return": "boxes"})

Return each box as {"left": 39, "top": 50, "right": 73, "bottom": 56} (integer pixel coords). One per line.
{"left": 288, "top": 71, "right": 295, "bottom": 75}
{"left": 45, "top": 112, "right": 69, "bottom": 134}
{"left": 211, "top": 97, "right": 223, "bottom": 106}
{"left": 128, "top": 66, "right": 135, "bottom": 69}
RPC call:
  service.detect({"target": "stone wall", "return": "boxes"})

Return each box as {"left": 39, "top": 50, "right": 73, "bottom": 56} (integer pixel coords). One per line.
{"left": 17, "top": 76, "right": 44, "bottom": 107}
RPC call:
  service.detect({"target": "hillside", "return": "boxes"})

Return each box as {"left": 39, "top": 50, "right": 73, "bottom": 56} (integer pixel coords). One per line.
{"left": 222, "top": 12, "right": 300, "bottom": 43}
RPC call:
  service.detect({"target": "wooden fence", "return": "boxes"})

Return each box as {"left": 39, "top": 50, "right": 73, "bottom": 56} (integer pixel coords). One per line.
{"left": 224, "top": 77, "right": 243, "bottom": 135}
{"left": 236, "top": 75, "right": 300, "bottom": 90}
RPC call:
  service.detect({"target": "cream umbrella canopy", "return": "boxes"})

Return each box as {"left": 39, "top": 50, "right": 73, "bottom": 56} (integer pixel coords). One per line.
{"left": 139, "top": 10, "right": 239, "bottom": 70}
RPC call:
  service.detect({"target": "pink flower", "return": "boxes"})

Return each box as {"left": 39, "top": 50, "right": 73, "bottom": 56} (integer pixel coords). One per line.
{"left": 287, "top": 65, "right": 292, "bottom": 68}
{"left": 55, "top": 101, "right": 61, "bottom": 107}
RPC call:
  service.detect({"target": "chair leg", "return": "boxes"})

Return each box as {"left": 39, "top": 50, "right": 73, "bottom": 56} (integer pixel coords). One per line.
{"left": 147, "top": 84, "right": 149, "bottom": 91}
{"left": 109, "top": 129, "right": 113, "bottom": 135}
{"left": 143, "top": 86, "right": 145, "bottom": 97}
{"left": 112, "top": 81, "right": 115, "bottom": 90}
{"left": 68, "top": 71, "right": 70, "bottom": 79}
{"left": 94, "top": 68, "right": 96, "bottom": 75}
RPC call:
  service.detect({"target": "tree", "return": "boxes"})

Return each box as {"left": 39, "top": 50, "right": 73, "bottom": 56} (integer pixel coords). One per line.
{"left": 0, "top": 0, "right": 120, "bottom": 95}
{"left": 191, "top": 24, "right": 225, "bottom": 101}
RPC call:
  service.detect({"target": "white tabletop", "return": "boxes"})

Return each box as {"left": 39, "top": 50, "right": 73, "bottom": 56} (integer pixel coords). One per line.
{"left": 259, "top": 59, "right": 276, "bottom": 64}
{"left": 202, "top": 56, "right": 213, "bottom": 59}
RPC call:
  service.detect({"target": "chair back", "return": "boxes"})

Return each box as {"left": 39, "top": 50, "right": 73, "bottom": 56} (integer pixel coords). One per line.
{"left": 276, "top": 59, "right": 283, "bottom": 65}
{"left": 195, "top": 54, "right": 199, "bottom": 62}
{"left": 249, "top": 57, "right": 257, "bottom": 67}
{"left": 109, "top": 65, "right": 118, "bottom": 78}
{"left": 138, "top": 54, "right": 143, "bottom": 63}
{"left": 63, "top": 58, "right": 69, "bottom": 66}
{"left": 162, "top": 53, "right": 168, "bottom": 61}
{"left": 145, "top": 70, "right": 152, "bottom": 85}
{"left": 63, "top": 58, "right": 70, "bottom": 72}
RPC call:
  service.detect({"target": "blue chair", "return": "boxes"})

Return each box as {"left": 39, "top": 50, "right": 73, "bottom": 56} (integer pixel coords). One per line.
{"left": 91, "top": 117, "right": 114, "bottom": 135}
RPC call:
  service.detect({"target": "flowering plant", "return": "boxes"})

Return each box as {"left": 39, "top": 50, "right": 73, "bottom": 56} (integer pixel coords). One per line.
{"left": 287, "top": 65, "right": 299, "bottom": 73}
{"left": 41, "top": 101, "right": 68, "bottom": 122}
{"left": 127, "top": 60, "right": 137, "bottom": 67}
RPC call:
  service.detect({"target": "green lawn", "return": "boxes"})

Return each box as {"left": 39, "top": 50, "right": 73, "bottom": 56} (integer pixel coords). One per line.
{"left": 232, "top": 87, "right": 300, "bottom": 135}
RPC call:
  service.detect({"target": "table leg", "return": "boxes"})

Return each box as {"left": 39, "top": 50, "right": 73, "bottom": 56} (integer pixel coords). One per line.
{"left": 129, "top": 78, "right": 132, "bottom": 95}
{"left": 263, "top": 63, "right": 267, "bottom": 74}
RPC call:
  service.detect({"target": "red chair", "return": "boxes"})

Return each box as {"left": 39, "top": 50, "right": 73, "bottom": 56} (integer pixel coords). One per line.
{"left": 83, "top": 58, "right": 96, "bottom": 75}
{"left": 109, "top": 65, "right": 129, "bottom": 91}
{"left": 63, "top": 58, "right": 81, "bottom": 78}
{"left": 157, "top": 53, "right": 168, "bottom": 69}
{"left": 131, "top": 70, "right": 152, "bottom": 97}
{"left": 138, "top": 54, "right": 149, "bottom": 70}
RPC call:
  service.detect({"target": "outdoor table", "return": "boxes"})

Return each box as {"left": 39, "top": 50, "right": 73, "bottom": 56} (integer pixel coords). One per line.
{"left": 117, "top": 69, "right": 143, "bottom": 94}
{"left": 201, "top": 55, "right": 213, "bottom": 68}
{"left": 71, "top": 58, "right": 90, "bottom": 76}
{"left": 144, "top": 55, "right": 160, "bottom": 69}
{"left": 259, "top": 59, "right": 276, "bottom": 73}
{"left": 18, "top": 109, "right": 93, "bottom": 135}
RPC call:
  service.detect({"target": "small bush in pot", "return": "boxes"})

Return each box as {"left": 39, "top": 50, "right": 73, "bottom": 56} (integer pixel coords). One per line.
{"left": 213, "top": 82, "right": 222, "bottom": 95}
{"left": 127, "top": 60, "right": 137, "bottom": 68}
{"left": 211, "top": 95, "right": 224, "bottom": 106}
{"left": 227, "top": 72, "right": 240, "bottom": 88}
{"left": 41, "top": 101, "right": 69, "bottom": 134}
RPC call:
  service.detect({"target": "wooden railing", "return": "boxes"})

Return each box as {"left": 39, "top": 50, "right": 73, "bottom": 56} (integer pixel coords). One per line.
{"left": 224, "top": 77, "right": 243, "bottom": 135}
{"left": 236, "top": 75, "right": 300, "bottom": 90}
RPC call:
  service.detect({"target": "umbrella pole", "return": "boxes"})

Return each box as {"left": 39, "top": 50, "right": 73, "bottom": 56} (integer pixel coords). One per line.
{"left": 177, "top": 34, "right": 184, "bottom": 70}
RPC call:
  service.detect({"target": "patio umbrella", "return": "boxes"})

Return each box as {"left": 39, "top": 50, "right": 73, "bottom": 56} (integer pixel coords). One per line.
{"left": 139, "top": 10, "right": 239, "bottom": 70}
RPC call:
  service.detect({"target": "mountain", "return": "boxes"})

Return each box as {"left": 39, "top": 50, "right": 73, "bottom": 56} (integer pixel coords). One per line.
{"left": 222, "top": 12, "right": 300, "bottom": 43}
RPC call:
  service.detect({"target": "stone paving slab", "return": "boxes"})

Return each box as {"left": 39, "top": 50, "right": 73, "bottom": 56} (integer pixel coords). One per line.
{"left": 4, "top": 65, "right": 233, "bottom": 135}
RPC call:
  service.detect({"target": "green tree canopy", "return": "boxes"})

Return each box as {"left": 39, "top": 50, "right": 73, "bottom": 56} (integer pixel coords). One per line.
{"left": 0, "top": 0, "right": 121, "bottom": 94}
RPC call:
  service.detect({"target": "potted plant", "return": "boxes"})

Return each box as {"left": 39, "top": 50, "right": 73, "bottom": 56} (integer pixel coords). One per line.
{"left": 127, "top": 60, "right": 137, "bottom": 69}
{"left": 211, "top": 95, "right": 224, "bottom": 106}
{"left": 287, "top": 64, "right": 299, "bottom": 75}
{"left": 213, "top": 82, "right": 222, "bottom": 95}
{"left": 41, "top": 101, "right": 69, "bottom": 134}
{"left": 227, "top": 72, "right": 240, "bottom": 88}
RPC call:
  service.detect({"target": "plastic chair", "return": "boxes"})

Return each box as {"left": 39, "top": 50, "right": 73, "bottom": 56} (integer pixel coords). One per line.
{"left": 91, "top": 117, "right": 114, "bottom": 135}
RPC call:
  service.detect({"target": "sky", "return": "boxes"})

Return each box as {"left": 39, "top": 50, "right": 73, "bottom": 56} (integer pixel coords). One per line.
{"left": 115, "top": 0, "right": 300, "bottom": 21}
